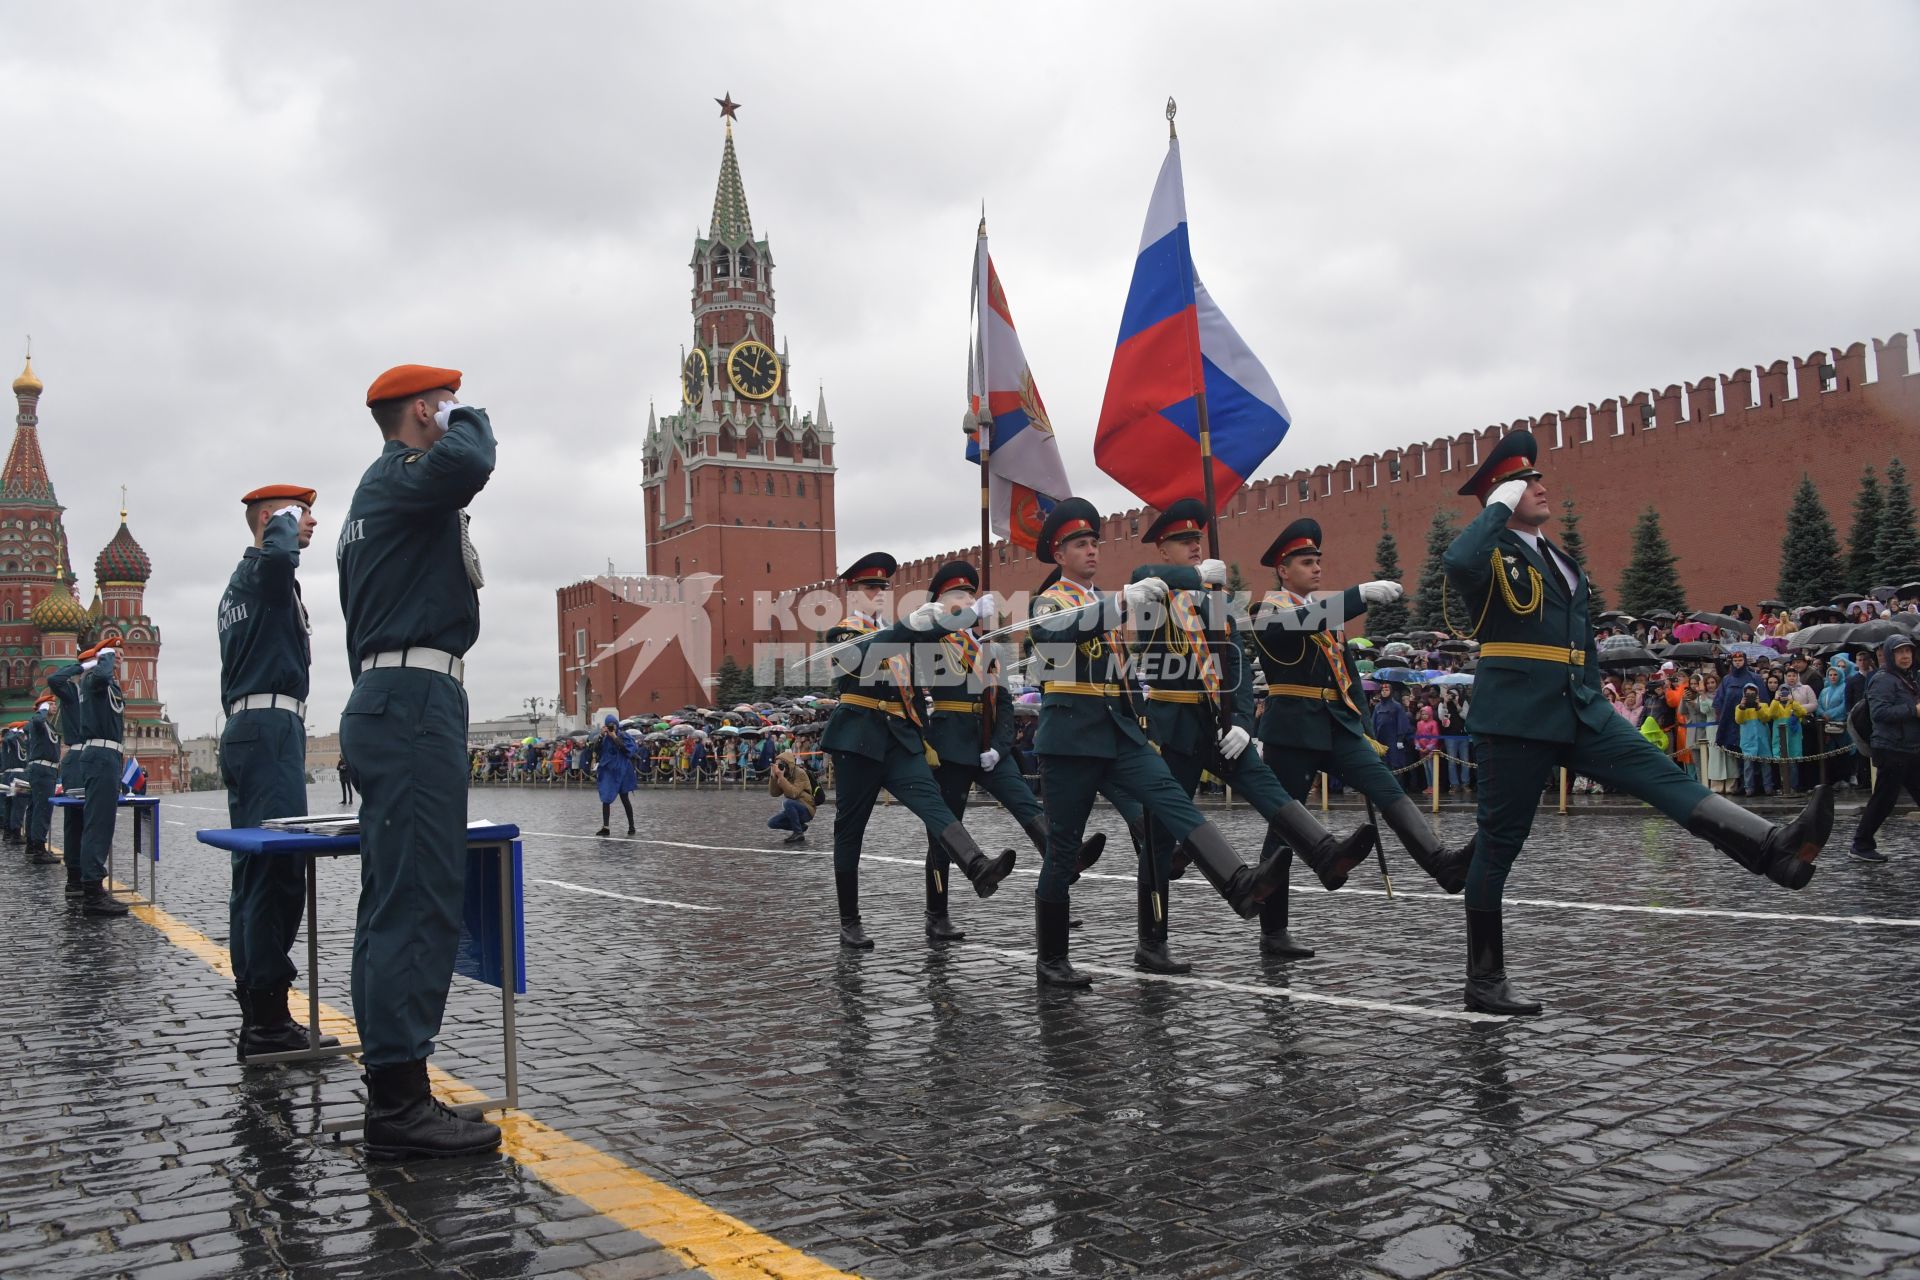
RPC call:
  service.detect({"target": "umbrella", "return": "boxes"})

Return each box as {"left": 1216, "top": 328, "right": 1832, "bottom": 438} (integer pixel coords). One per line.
{"left": 1645, "top": 609, "right": 1677, "bottom": 622}
{"left": 1686, "top": 610, "right": 1754, "bottom": 638}
{"left": 1797, "top": 606, "right": 1847, "bottom": 625}
{"left": 1901, "top": 583, "right": 1920, "bottom": 601}
{"left": 1670, "top": 621, "right": 1714, "bottom": 642}
{"left": 1759, "top": 599, "right": 1788, "bottom": 612}
{"left": 1597, "top": 610, "right": 1633, "bottom": 623}
{"left": 1596, "top": 644, "right": 1658, "bottom": 672}
{"left": 1436, "top": 637, "right": 1477, "bottom": 652}
{"left": 1872, "top": 585, "right": 1899, "bottom": 602}
{"left": 1663, "top": 641, "right": 1718, "bottom": 660}
{"left": 1788, "top": 623, "right": 1854, "bottom": 649}
{"left": 1347, "top": 637, "right": 1376, "bottom": 650}
{"left": 1012, "top": 702, "right": 1040, "bottom": 719}
{"left": 1760, "top": 636, "right": 1789, "bottom": 653}
{"left": 1851, "top": 617, "right": 1911, "bottom": 645}
{"left": 1722, "top": 641, "right": 1773, "bottom": 660}
{"left": 1829, "top": 593, "right": 1865, "bottom": 607}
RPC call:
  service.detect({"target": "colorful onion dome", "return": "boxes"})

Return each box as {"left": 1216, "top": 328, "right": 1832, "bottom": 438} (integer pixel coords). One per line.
{"left": 30, "top": 578, "right": 86, "bottom": 633}
{"left": 95, "top": 520, "right": 151, "bottom": 584}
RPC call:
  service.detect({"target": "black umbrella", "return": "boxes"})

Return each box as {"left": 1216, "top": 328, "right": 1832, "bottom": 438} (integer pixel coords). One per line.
{"left": 1797, "top": 606, "right": 1848, "bottom": 625}
{"left": 1597, "top": 644, "right": 1658, "bottom": 672}
{"left": 1789, "top": 622, "right": 1856, "bottom": 649}
{"left": 1900, "top": 583, "right": 1920, "bottom": 601}
{"left": 1436, "top": 638, "right": 1477, "bottom": 652}
{"left": 1759, "top": 599, "right": 1788, "bottom": 612}
{"left": 1687, "top": 610, "right": 1754, "bottom": 637}
{"left": 1848, "top": 618, "right": 1908, "bottom": 646}
{"left": 1597, "top": 610, "right": 1632, "bottom": 623}
{"left": 1645, "top": 610, "right": 1677, "bottom": 622}
{"left": 1664, "top": 641, "right": 1718, "bottom": 660}
{"left": 1830, "top": 592, "right": 1865, "bottom": 606}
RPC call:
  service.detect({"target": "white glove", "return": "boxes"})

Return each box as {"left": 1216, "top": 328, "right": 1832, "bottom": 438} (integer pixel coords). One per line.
{"left": 974, "top": 592, "right": 999, "bottom": 628}
{"left": 1198, "top": 558, "right": 1227, "bottom": 587}
{"left": 273, "top": 504, "right": 305, "bottom": 522}
{"left": 433, "top": 398, "right": 462, "bottom": 430}
{"left": 1487, "top": 478, "right": 1528, "bottom": 511}
{"left": 96, "top": 647, "right": 117, "bottom": 661}
{"left": 79, "top": 660, "right": 97, "bottom": 673}
{"left": 979, "top": 748, "right": 1001, "bottom": 771}
{"left": 1358, "top": 581, "right": 1405, "bottom": 606}
{"left": 908, "top": 599, "right": 945, "bottom": 628}
{"left": 1122, "top": 578, "right": 1169, "bottom": 609}
{"left": 1217, "top": 725, "right": 1251, "bottom": 760}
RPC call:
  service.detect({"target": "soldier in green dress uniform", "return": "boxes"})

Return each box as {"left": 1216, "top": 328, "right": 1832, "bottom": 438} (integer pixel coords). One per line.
{"left": 1130, "top": 499, "right": 1377, "bottom": 974}
{"left": 1247, "top": 517, "right": 1472, "bottom": 958}
{"left": 1027, "top": 498, "right": 1301, "bottom": 987}
{"left": 821, "top": 552, "right": 1017, "bottom": 949}
{"left": 917, "top": 558, "right": 1102, "bottom": 942}
{"left": 337, "top": 363, "right": 500, "bottom": 1158}
{"left": 1445, "top": 429, "right": 1832, "bottom": 1015}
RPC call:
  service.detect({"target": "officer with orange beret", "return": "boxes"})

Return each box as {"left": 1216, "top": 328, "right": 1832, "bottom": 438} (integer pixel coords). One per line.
{"left": 220, "top": 483, "right": 332, "bottom": 1059}
{"left": 48, "top": 629, "right": 129, "bottom": 916}
{"left": 0, "top": 720, "right": 26, "bottom": 844}
{"left": 339, "top": 363, "right": 500, "bottom": 1158}
{"left": 24, "top": 693, "right": 60, "bottom": 866}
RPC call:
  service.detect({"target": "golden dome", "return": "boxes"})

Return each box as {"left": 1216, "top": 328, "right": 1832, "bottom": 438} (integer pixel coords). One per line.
{"left": 30, "top": 579, "right": 86, "bottom": 634}
{"left": 12, "top": 356, "right": 42, "bottom": 396}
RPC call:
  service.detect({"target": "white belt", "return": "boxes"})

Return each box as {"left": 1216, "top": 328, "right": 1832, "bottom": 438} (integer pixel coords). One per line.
{"left": 84, "top": 739, "right": 124, "bottom": 752}
{"left": 29, "top": 759, "right": 56, "bottom": 769}
{"left": 228, "top": 693, "right": 308, "bottom": 719}
{"left": 363, "top": 648, "right": 464, "bottom": 684}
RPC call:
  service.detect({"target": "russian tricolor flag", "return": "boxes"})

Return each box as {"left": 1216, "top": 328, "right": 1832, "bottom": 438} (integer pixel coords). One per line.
{"left": 1096, "top": 137, "right": 1291, "bottom": 512}
{"left": 967, "top": 226, "right": 1070, "bottom": 550}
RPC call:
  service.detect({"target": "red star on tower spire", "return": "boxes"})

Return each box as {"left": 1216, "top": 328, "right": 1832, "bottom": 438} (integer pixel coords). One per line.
{"left": 715, "top": 92, "right": 740, "bottom": 121}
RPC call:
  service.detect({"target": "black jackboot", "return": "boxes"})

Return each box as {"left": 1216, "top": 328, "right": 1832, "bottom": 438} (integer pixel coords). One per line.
{"left": 1256, "top": 855, "right": 1314, "bottom": 958}
{"left": 363, "top": 1059, "right": 502, "bottom": 1161}
{"left": 81, "top": 879, "right": 127, "bottom": 916}
{"left": 235, "top": 982, "right": 340, "bottom": 1061}
{"left": 1035, "top": 898, "right": 1089, "bottom": 987}
{"left": 835, "top": 869, "right": 872, "bottom": 949}
{"left": 1181, "top": 819, "right": 1291, "bottom": 919}
{"left": 29, "top": 838, "right": 59, "bottom": 866}
{"left": 64, "top": 869, "right": 83, "bottom": 898}
{"left": 1463, "top": 907, "right": 1541, "bottom": 1016}
{"left": 1267, "top": 802, "right": 1378, "bottom": 892}
{"left": 1683, "top": 787, "right": 1830, "bottom": 889}
{"left": 925, "top": 859, "right": 965, "bottom": 942}
{"left": 1379, "top": 795, "right": 1470, "bottom": 894}
{"left": 935, "top": 822, "right": 1015, "bottom": 898}
{"left": 1019, "top": 814, "right": 1104, "bottom": 884}
{"left": 1133, "top": 880, "right": 1191, "bottom": 974}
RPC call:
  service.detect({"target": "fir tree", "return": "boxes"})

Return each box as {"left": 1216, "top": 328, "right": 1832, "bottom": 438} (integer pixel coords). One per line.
{"left": 1776, "top": 475, "right": 1842, "bottom": 607}
{"left": 1557, "top": 497, "right": 1605, "bottom": 615}
{"left": 1875, "top": 457, "right": 1920, "bottom": 589}
{"left": 1408, "top": 507, "right": 1457, "bottom": 632}
{"left": 1226, "top": 561, "right": 1249, "bottom": 597}
{"left": 1845, "top": 465, "right": 1884, "bottom": 595}
{"left": 1616, "top": 507, "right": 1686, "bottom": 615}
{"left": 715, "top": 655, "right": 752, "bottom": 707}
{"left": 1366, "top": 510, "right": 1411, "bottom": 636}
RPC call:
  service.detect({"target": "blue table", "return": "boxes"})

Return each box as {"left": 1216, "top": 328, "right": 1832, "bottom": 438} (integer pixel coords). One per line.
{"left": 53, "top": 794, "right": 162, "bottom": 904}
{"left": 194, "top": 823, "right": 525, "bottom": 1119}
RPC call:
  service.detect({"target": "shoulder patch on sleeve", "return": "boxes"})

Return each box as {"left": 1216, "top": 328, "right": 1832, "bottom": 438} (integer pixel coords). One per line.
{"left": 404, "top": 452, "right": 423, "bottom": 464}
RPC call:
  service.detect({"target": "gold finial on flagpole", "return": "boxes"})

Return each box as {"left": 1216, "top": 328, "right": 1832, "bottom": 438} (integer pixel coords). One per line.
{"left": 978, "top": 199, "right": 986, "bottom": 239}
{"left": 1166, "top": 96, "right": 1177, "bottom": 139}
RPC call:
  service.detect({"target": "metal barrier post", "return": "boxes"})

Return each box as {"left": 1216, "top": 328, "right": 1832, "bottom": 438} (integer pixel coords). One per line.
{"left": 1558, "top": 767, "right": 1569, "bottom": 814}
{"left": 1319, "top": 772, "right": 1329, "bottom": 812}
{"left": 1431, "top": 752, "right": 1441, "bottom": 814}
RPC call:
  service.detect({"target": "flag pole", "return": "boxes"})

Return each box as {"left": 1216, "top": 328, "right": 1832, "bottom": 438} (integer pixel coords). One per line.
{"left": 1167, "top": 98, "right": 1223, "bottom": 562}
{"left": 974, "top": 208, "right": 994, "bottom": 596}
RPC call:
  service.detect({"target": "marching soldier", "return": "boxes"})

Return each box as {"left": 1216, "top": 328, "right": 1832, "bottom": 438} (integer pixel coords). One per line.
{"left": 338, "top": 364, "right": 500, "bottom": 1158}
{"left": 220, "top": 484, "right": 335, "bottom": 1059}
{"left": 820, "top": 552, "right": 1016, "bottom": 949}
{"left": 47, "top": 630, "right": 128, "bottom": 917}
{"left": 1248, "top": 517, "right": 1472, "bottom": 958}
{"left": 1130, "top": 499, "right": 1377, "bottom": 974}
{"left": 1444, "top": 429, "right": 1832, "bottom": 1015}
{"left": 25, "top": 694, "right": 60, "bottom": 865}
{"left": 918, "top": 559, "right": 1102, "bottom": 942}
{"left": 1026, "top": 498, "right": 1296, "bottom": 988}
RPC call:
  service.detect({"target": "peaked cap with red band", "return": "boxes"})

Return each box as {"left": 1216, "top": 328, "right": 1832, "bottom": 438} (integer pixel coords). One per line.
{"left": 929, "top": 559, "right": 980, "bottom": 598}
{"left": 1036, "top": 497, "right": 1102, "bottom": 565}
{"left": 1260, "top": 517, "right": 1323, "bottom": 568}
{"left": 1142, "top": 497, "right": 1209, "bottom": 546}
{"left": 1457, "top": 428, "right": 1543, "bottom": 500}
{"left": 241, "top": 484, "right": 318, "bottom": 508}
{"left": 366, "top": 364, "right": 462, "bottom": 406}
{"left": 840, "top": 551, "right": 899, "bottom": 587}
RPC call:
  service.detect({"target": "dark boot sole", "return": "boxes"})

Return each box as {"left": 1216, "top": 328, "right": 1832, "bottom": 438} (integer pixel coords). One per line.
{"left": 1260, "top": 936, "right": 1315, "bottom": 960}
{"left": 839, "top": 929, "right": 874, "bottom": 950}
{"left": 1035, "top": 963, "right": 1090, "bottom": 988}
{"left": 365, "top": 1138, "right": 501, "bottom": 1162}
{"left": 971, "top": 851, "right": 1016, "bottom": 898}
{"left": 1464, "top": 983, "right": 1543, "bottom": 1016}
{"left": 1134, "top": 947, "right": 1192, "bottom": 975}
{"left": 82, "top": 902, "right": 128, "bottom": 917}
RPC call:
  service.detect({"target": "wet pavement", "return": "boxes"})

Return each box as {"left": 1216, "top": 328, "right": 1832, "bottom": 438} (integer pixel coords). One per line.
{"left": 4, "top": 780, "right": 1919, "bottom": 1278}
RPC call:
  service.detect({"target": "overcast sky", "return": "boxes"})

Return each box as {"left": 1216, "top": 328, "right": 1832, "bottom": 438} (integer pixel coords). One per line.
{"left": 3, "top": 1, "right": 1916, "bottom": 739}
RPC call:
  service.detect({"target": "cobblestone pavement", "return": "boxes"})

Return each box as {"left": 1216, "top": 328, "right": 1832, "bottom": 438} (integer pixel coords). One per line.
{"left": 3, "top": 782, "right": 1919, "bottom": 1278}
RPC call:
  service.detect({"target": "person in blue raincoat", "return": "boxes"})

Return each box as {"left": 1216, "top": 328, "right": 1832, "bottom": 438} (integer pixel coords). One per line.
{"left": 592, "top": 715, "right": 640, "bottom": 836}
{"left": 1372, "top": 686, "right": 1417, "bottom": 778}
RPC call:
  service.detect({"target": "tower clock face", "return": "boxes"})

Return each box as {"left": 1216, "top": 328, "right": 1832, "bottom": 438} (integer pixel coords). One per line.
{"left": 681, "top": 350, "right": 708, "bottom": 406}
{"left": 726, "top": 340, "right": 781, "bottom": 400}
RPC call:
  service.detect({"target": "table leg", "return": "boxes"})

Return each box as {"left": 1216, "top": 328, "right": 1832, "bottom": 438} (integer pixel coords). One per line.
{"left": 306, "top": 853, "right": 321, "bottom": 1044}
{"left": 499, "top": 840, "right": 518, "bottom": 1110}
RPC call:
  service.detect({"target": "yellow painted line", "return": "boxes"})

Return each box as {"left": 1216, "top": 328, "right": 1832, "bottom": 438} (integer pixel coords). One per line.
{"left": 112, "top": 882, "right": 860, "bottom": 1279}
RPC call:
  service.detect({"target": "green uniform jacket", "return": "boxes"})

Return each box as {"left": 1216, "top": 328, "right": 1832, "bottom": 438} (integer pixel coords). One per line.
{"left": 1442, "top": 501, "right": 1607, "bottom": 744}
{"left": 1029, "top": 578, "right": 1148, "bottom": 759}
{"left": 1247, "top": 585, "right": 1368, "bottom": 753}
{"left": 922, "top": 629, "right": 1016, "bottom": 766}
{"left": 1126, "top": 564, "right": 1251, "bottom": 756}
{"left": 820, "top": 616, "right": 937, "bottom": 763}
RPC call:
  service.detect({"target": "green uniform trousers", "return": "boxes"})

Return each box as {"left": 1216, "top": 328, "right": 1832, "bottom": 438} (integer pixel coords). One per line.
{"left": 27, "top": 759, "right": 56, "bottom": 844}
{"left": 1468, "top": 713, "right": 1707, "bottom": 911}
{"left": 1148, "top": 743, "right": 1298, "bottom": 882}
{"left": 78, "top": 747, "right": 121, "bottom": 881}
{"left": 929, "top": 756, "right": 1043, "bottom": 884}
{"left": 1263, "top": 733, "right": 1409, "bottom": 812}
{"left": 831, "top": 745, "right": 960, "bottom": 877}
{"left": 1037, "top": 743, "right": 1203, "bottom": 903}
{"left": 221, "top": 708, "right": 309, "bottom": 990}
{"left": 341, "top": 668, "right": 470, "bottom": 1067}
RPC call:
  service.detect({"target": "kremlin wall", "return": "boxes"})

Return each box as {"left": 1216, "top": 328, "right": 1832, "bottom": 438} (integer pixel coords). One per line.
{"left": 804, "top": 327, "right": 1920, "bottom": 621}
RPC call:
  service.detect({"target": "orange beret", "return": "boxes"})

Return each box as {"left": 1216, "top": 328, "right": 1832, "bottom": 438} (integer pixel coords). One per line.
{"left": 366, "top": 364, "right": 462, "bottom": 406}
{"left": 95, "top": 630, "right": 124, "bottom": 649}
{"left": 76, "top": 645, "right": 98, "bottom": 662}
{"left": 242, "top": 484, "right": 318, "bottom": 508}
{"left": 35, "top": 693, "right": 54, "bottom": 706}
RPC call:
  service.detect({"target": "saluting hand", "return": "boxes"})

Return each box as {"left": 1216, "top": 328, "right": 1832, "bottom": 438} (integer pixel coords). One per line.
{"left": 1487, "top": 478, "right": 1529, "bottom": 511}
{"left": 1359, "top": 581, "right": 1404, "bottom": 606}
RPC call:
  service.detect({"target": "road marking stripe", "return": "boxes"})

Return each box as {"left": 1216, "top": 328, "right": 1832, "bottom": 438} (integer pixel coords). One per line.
{"left": 532, "top": 878, "right": 720, "bottom": 911}
{"left": 970, "top": 946, "right": 1507, "bottom": 1023}
{"left": 112, "top": 884, "right": 858, "bottom": 1279}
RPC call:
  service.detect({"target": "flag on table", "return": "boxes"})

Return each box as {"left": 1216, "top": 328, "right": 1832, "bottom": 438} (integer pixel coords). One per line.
{"left": 967, "top": 223, "right": 1071, "bottom": 550}
{"left": 1095, "top": 136, "right": 1291, "bottom": 511}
